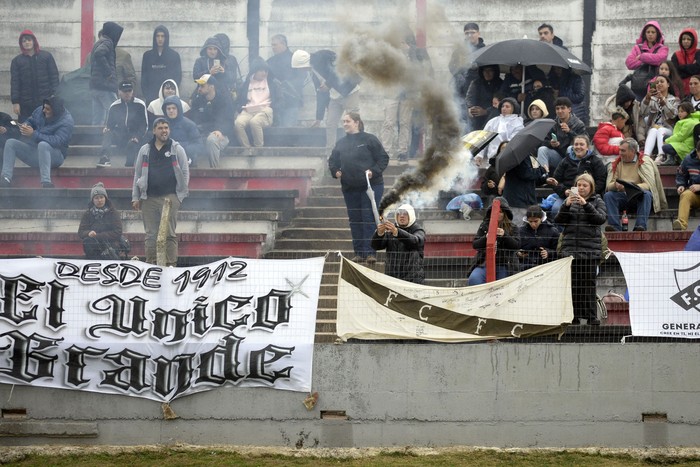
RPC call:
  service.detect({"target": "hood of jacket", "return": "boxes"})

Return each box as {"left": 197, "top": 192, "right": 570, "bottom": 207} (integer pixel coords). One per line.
{"left": 102, "top": 21, "right": 123, "bottom": 46}
{"left": 485, "top": 196, "right": 513, "bottom": 220}
{"left": 214, "top": 33, "right": 230, "bottom": 58}
{"left": 152, "top": 25, "right": 170, "bottom": 49}
{"left": 636, "top": 20, "right": 665, "bottom": 47}
{"left": 158, "top": 79, "right": 181, "bottom": 101}
{"left": 44, "top": 95, "right": 66, "bottom": 120}
{"left": 396, "top": 204, "right": 417, "bottom": 228}
{"left": 200, "top": 36, "right": 225, "bottom": 58}
{"left": 499, "top": 97, "right": 521, "bottom": 115}
{"left": 18, "top": 29, "right": 39, "bottom": 55}
{"left": 478, "top": 64, "right": 499, "bottom": 81}
{"left": 162, "top": 95, "right": 184, "bottom": 122}
{"left": 615, "top": 84, "right": 637, "bottom": 107}
{"left": 528, "top": 99, "right": 549, "bottom": 119}
{"left": 676, "top": 28, "right": 699, "bottom": 63}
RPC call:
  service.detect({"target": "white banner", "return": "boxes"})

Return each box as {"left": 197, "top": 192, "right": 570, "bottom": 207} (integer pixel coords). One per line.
{"left": 337, "top": 257, "right": 573, "bottom": 342}
{"left": 616, "top": 251, "right": 700, "bottom": 338}
{"left": 0, "top": 256, "right": 324, "bottom": 401}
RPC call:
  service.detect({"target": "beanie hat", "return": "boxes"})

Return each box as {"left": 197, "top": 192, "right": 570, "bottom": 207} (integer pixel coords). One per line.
{"left": 291, "top": 50, "right": 311, "bottom": 68}
{"left": 91, "top": 182, "right": 108, "bottom": 200}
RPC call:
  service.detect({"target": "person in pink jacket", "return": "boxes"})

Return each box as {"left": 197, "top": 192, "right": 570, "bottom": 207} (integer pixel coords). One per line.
{"left": 625, "top": 21, "right": 669, "bottom": 71}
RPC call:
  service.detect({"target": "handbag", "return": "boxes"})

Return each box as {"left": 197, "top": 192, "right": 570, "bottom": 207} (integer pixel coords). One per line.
{"left": 630, "top": 64, "right": 657, "bottom": 98}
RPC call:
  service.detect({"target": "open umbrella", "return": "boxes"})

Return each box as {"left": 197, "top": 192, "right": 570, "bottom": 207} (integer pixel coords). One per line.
{"left": 495, "top": 118, "right": 555, "bottom": 177}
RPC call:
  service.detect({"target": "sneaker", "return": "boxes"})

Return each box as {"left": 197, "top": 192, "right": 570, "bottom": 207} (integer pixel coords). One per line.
{"left": 654, "top": 154, "right": 666, "bottom": 165}
{"left": 633, "top": 226, "right": 646, "bottom": 232}
{"left": 604, "top": 225, "right": 618, "bottom": 232}
{"left": 96, "top": 155, "right": 111, "bottom": 168}
{"left": 41, "top": 181, "right": 55, "bottom": 188}
{"left": 672, "top": 219, "right": 685, "bottom": 231}
{"left": 365, "top": 255, "right": 377, "bottom": 265}
{"left": 660, "top": 154, "right": 679, "bottom": 166}
{"left": 397, "top": 153, "right": 408, "bottom": 164}
{"left": 0, "top": 176, "right": 11, "bottom": 187}
{"left": 350, "top": 255, "right": 364, "bottom": 263}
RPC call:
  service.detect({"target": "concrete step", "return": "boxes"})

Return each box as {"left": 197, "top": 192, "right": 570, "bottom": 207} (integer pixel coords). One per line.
{"left": 279, "top": 227, "right": 352, "bottom": 240}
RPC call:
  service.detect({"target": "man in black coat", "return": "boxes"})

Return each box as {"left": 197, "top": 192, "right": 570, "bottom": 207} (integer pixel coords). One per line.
{"left": 10, "top": 30, "right": 59, "bottom": 123}
{"left": 90, "top": 21, "right": 123, "bottom": 126}
{"left": 141, "top": 25, "right": 182, "bottom": 104}
{"left": 190, "top": 74, "right": 235, "bottom": 167}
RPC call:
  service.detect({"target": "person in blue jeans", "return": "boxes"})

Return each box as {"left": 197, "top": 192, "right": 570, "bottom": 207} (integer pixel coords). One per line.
{"left": 0, "top": 95, "right": 74, "bottom": 188}
{"left": 328, "top": 112, "right": 389, "bottom": 264}
{"left": 468, "top": 197, "right": 521, "bottom": 285}
{"left": 603, "top": 138, "right": 667, "bottom": 231}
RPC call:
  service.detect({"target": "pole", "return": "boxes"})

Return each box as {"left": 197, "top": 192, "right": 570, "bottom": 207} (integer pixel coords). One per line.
{"left": 80, "top": 0, "right": 95, "bottom": 66}
{"left": 485, "top": 198, "right": 501, "bottom": 283}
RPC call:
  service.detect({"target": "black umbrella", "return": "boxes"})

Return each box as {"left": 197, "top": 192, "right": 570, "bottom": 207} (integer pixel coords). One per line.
{"left": 496, "top": 118, "right": 555, "bottom": 177}
{"left": 470, "top": 38, "right": 592, "bottom": 75}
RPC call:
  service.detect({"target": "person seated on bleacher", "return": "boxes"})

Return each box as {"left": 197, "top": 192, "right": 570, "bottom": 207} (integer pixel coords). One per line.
{"left": 162, "top": 95, "right": 202, "bottom": 166}
{"left": 673, "top": 140, "right": 700, "bottom": 231}
{"left": 593, "top": 111, "right": 626, "bottom": 162}
{"left": 545, "top": 134, "right": 607, "bottom": 218}
{"left": 78, "top": 182, "right": 123, "bottom": 260}
{"left": 146, "top": 79, "right": 190, "bottom": 126}
{"left": 604, "top": 138, "right": 667, "bottom": 232}
{"left": 371, "top": 203, "right": 426, "bottom": 285}
{"left": 468, "top": 196, "right": 520, "bottom": 285}
{"left": 466, "top": 65, "right": 503, "bottom": 132}
{"left": 625, "top": 21, "right": 669, "bottom": 101}
{"left": 234, "top": 58, "right": 278, "bottom": 148}
{"left": 190, "top": 74, "right": 235, "bottom": 168}
{"left": 517, "top": 205, "right": 559, "bottom": 271}
{"left": 523, "top": 81, "right": 554, "bottom": 125}
{"left": 536, "top": 97, "right": 587, "bottom": 175}
{"left": 656, "top": 60, "right": 685, "bottom": 99}
{"left": 500, "top": 65, "right": 547, "bottom": 105}
{"left": 97, "top": 81, "right": 148, "bottom": 168}
{"left": 549, "top": 66, "right": 588, "bottom": 126}
{"left": 660, "top": 101, "right": 700, "bottom": 166}
{"left": 0, "top": 95, "right": 73, "bottom": 188}
{"left": 524, "top": 98, "right": 549, "bottom": 126}
{"left": 478, "top": 97, "right": 524, "bottom": 167}
{"left": 640, "top": 75, "right": 679, "bottom": 164}
{"left": 683, "top": 75, "right": 700, "bottom": 112}
{"left": 604, "top": 85, "right": 644, "bottom": 145}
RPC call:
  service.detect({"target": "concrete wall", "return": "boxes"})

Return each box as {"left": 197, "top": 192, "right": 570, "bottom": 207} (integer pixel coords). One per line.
{"left": 1, "top": 1, "right": 699, "bottom": 131}
{"left": 1, "top": 342, "right": 699, "bottom": 448}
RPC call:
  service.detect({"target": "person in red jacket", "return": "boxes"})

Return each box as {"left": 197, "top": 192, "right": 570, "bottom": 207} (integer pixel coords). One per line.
{"left": 672, "top": 28, "right": 700, "bottom": 96}
{"left": 593, "top": 112, "right": 626, "bottom": 161}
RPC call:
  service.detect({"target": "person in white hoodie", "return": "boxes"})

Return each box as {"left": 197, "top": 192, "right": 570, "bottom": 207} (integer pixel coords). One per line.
{"left": 146, "top": 79, "right": 190, "bottom": 126}
{"left": 476, "top": 97, "right": 524, "bottom": 166}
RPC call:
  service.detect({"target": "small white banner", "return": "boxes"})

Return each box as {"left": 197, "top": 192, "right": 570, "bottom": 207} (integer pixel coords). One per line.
{"left": 337, "top": 257, "right": 573, "bottom": 342}
{"left": 0, "top": 256, "right": 324, "bottom": 401}
{"left": 616, "top": 251, "right": 700, "bottom": 338}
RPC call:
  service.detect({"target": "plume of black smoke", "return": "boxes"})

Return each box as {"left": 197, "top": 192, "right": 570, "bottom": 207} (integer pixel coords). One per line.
{"left": 337, "top": 21, "right": 468, "bottom": 216}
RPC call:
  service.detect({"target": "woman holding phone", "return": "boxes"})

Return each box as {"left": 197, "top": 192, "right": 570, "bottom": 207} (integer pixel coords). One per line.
{"left": 640, "top": 74, "right": 679, "bottom": 163}
{"left": 555, "top": 173, "right": 607, "bottom": 325}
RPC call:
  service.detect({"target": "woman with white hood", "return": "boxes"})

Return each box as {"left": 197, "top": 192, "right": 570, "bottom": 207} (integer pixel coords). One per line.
{"left": 371, "top": 203, "right": 426, "bottom": 284}
{"left": 147, "top": 79, "right": 190, "bottom": 125}
{"left": 476, "top": 97, "right": 524, "bottom": 166}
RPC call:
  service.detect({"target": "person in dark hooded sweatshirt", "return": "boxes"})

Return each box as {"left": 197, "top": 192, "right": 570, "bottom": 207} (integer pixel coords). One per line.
{"left": 10, "top": 30, "right": 59, "bottom": 123}
{"left": 234, "top": 58, "right": 279, "bottom": 147}
{"left": 604, "top": 84, "right": 643, "bottom": 144}
{"left": 0, "top": 95, "right": 73, "bottom": 188}
{"left": 371, "top": 203, "right": 426, "bottom": 284}
{"left": 78, "top": 182, "right": 123, "bottom": 260}
{"left": 90, "top": 21, "right": 124, "bottom": 126}
{"left": 468, "top": 197, "right": 520, "bottom": 285}
{"left": 162, "top": 95, "right": 202, "bottom": 165}
{"left": 141, "top": 25, "right": 182, "bottom": 104}
{"left": 193, "top": 35, "right": 240, "bottom": 96}
{"left": 466, "top": 65, "right": 503, "bottom": 131}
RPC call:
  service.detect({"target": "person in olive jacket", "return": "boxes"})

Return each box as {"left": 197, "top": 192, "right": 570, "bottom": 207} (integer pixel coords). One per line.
{"left": 329, "top": 112, "right": 389, "bottom": 264}
{"left": 371, "top": 203, "right": 425, "bottom": 284}
{"left": 78, "top": 182, "right": 123, "bottom": 259}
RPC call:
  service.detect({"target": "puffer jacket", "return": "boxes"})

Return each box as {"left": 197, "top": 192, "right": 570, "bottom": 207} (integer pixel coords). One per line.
{"left": 90, "top": 22, "right": 123, "bottom": 92}
{"left": 10, "top": 30, "right": 59, "bottom": 121}
{"left": 551, "top": 147, "right": 607, "bottom": 197}
{"left": 370, "top": 205, "right": 426, "bottom": 284}
{"left": 518, "top": 217, "right": 559, "bottom": 270}
{"left": 78, "top": 198, "right": 122, "bottom": 246}
{"left": 25, "top": 95, "right": 74, "bottom": 157}
{"left": 593, "top": 121, "right": 625, "bottom": 157}
{"left": 162, "top": 95, "right": 201, "bottom": 148}
{"left": 555, "top": 194, "right": 607, "bottom": 260}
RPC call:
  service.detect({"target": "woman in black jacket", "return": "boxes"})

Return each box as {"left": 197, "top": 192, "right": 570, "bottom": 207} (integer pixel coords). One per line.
{"left": 78, "top": 183, "right": 123, "bottom": 260}
{"left": 329, "top": 112, "right": 389, "bottom": 264}
{"left": 468, "top": 197, "right": 520, "bottom": 285}
{"left": 555, "top": 173, "right": 607, "bottom": 324}
{"left": 371, "top": 204, "right": 425, "bottom": 284}
{"left": 518, "top": 205, "right": 559, "bottom": 270}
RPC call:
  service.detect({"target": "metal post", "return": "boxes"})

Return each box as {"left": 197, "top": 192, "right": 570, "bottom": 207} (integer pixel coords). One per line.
{"left": 485, "top": 198, "right": 501, "bottom": 283}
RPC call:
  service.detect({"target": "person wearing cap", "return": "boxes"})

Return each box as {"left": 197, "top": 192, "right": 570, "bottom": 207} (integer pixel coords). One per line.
{"left": 371, "top": 204, "right": 426, "bottom": 284}
{"left": 234, "top": 58, "right": 279, "bottom": 148}
{"left": 90, "top": 22, "right": 124, "bottom": 126}
{"left": 10, "top": 30, "right": 59, "bottom": 123}
{"left": 517, "top": 205, "right": 559, "bottom": 271}
{"left": 132, "top": 117, "right": 189, "bottom": 266}
{"left": 0, "top": 95, "right": 74, "bottom": 188}
{"left": 291, "top": 49, "right": 361, "bottom": 148}
{"left": 141, "top": 25, "right": 182, "bottom": 104}
{"left": 468, "top": 197, "right": 521, "bottom": 285}
{"left": 78, "top": 182, "right": 124, "bottom": 259}
{"left": 190, "top": 73, "right": 235, "bottom": 167}
{"left": 97, "top": 81, "right": 148, "bottom": 168}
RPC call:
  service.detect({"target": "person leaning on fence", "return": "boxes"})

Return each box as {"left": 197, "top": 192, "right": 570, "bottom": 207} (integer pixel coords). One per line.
{"left": 468, "top": 197, "right": 520, "bottom": 286}
{"left": 555, "top": 173, "right": 607, "bottom": 325}
{"left": 371, "top": 203, "right": 425, "bottom": 284}
{"left": 78, "top": 182, "right": 123, "bottom": 260}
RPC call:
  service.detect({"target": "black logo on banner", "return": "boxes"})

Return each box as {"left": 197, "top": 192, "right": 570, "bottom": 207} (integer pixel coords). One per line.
{"left": 670, "top": 263, "right": 700, "bottom": 312}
